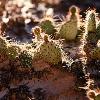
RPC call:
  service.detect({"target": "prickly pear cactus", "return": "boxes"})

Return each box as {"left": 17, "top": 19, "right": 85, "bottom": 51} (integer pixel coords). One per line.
{"left": 33, "top": 35, "right": 62, "bottom": 65}
{"left": 95, "top": 94, "right": 100, "bottom": 100}
{"left": 96, "top": 22, "right": 100, "bottom": 39}
{"left": 86, "top": 32, "right": 98, "bottom": 44}
{"left": 87, "top": 90, "right": 96, "bottom": 100}
{"left": 19, "top": 50, "right": 33, "bottom": 67}
{"left": 7, "top": 45, "right": 20, "bottom": 60}
{"left": 91, "top": 47, "right": 100, "bottom": 59}
{"left": 59, "top": 6, "right": 78, "bottom": 41}
{"left": 70, "top": 5, "right": 77, "bottom": 16}
{"left": 87, "top": 90, "right": 100, "bottom": 100}
{"left": 32, "top": 26, "right": 42, "bottom": 41}
{"left": 86, "top": 11, "right": 96, "bottom": 33}
{"left": 40, "top": 19, "right": 56, "bottom": 36}
{"left": 0, "top": 37, "right": 7, "bottom": 54}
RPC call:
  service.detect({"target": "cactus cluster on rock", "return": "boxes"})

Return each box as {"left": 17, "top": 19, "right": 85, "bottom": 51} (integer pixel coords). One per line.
{"left": 1, "top": 4, "right": 100, "bottom": 100}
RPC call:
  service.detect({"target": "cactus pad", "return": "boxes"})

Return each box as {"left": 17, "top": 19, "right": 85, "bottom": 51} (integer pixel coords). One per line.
{"left": 33, "top": 36, "right": 62, "bottom": 65}
{"left": 19, "top": 50, "right": 33, "bottom": 67}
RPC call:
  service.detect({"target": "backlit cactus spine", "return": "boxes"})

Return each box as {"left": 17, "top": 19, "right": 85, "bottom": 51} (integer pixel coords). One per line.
{"left": 33, "top": 35, "right": 62, "bottom": 65}
{"left": 59, "top": 5, "right": 79, "bottom": 41}
{"left": 86, "top": 10, "right": 96, "bottom": 33}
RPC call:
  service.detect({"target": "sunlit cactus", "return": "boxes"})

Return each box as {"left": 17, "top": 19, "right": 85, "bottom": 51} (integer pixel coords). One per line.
{"left": 91, "top": 47, "right": 100, "bottom": 59}
{"left": 59, "top": 5, "right": 79, "bottom": 41}
{"left": 43, "top": 34, "right": 49, "bottom": 43}
{"left": 96, "top": 22, "right": 100, "bottom": 40}
{"left": 32, "top": 26, "right": 42, "bottom": 41}
{"left": 33, "top": 35, "right": 62, "bottom": 65}
{"left": 19, "top": 50, "right": 33, "bottom": 67}
{"left": 40, "top": 19, "right": 56, "bottom": 36}
{"left": 87, "top": 90, "right": 96, "bottom": 100}
{"left": 7, "top": 45, "right": 20, "bottom": 60}
{"left": 70, "top": 5, "right": 77, "bottom": 16}
{"left": 87, "top": 90, "right": 100, "bottom": 100}
{"left": 86, "top": 10, "right": 96, "bottom": 33}
{"left": 0, "top": 37, "right": 7, "bottom": 54}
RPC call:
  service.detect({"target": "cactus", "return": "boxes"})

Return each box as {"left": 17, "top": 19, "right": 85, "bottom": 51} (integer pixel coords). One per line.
{"left": 59, "top": 5, "right": 78, "bottom": 41}
{"left": 19, "top": 50, "right": 33, "bottom": 67}
{"left": 96, "top": 22, "right": 100, "bottom": 40}
{"left": 7, "top": 45, "right": 20, "bottom": 60}
{"left": 0, "top": 37, "right": 7, "bottom": 54}
{"left": 32, "top": 26, "right": 42, "bottom": 41}
{"left": 95, "top": 94, "right": 100, "bottom": 100}
{"left": 91, "top": 47, "right": 100, "bottom": 59}
{"left": 87, "top": 90, "right": 96, "bottom": 100}
{"left": 33, "top": 35, "right": 62, "bottom": 65}
{"left": 87, "top": 90, "right": 100, "bottom": 100}
{"left": 40, "top": 19, "right": 56, "bottom": 36}
{"left": 86, "top": 11, "right": 96, "bottom": 33}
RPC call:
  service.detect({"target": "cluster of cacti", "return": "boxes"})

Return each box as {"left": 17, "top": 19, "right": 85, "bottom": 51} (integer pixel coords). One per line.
{"left": 19, "top": 50, "right": 33, "bottom": 67}
{"left": 1, "top": 4, "right": 100, "bottom": 100}
{"left": 59, "top": 5, "right": 79, "bottom": 41}
{"left": 33, "top": 35, "right": 62, "bottom": 65}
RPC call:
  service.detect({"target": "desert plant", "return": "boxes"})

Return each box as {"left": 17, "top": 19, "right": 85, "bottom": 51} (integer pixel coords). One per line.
{"left": 6, "top": 45, "right": 20, "bottom": 60}
{"left": 86, "top": 11, "right": 96, "bottom": 33}
{"left": 96, "top": 22, "right": 100, "bottom": 40}
{"left": 33, "top": 35, "right": 62, "bottom": 65}
{"left": 32, "top": 26, "right": 42, "bottom": 41}
{"left": 59, "top": 5, "right": 79, "bottom": 41}
{"left": 19, "top": 50, "right": 33, "bottom": 67}
{"left": 91, "top": 47, "right": 100, "bottom": 59}
{"left": 0, "top": 37, "right": 7, "bottom": 54}
{"left": 87, "top": 90, "right": 100, "bottom": 100}
{"left": 40, "top": 18, "right": 56, "bottom": 37}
